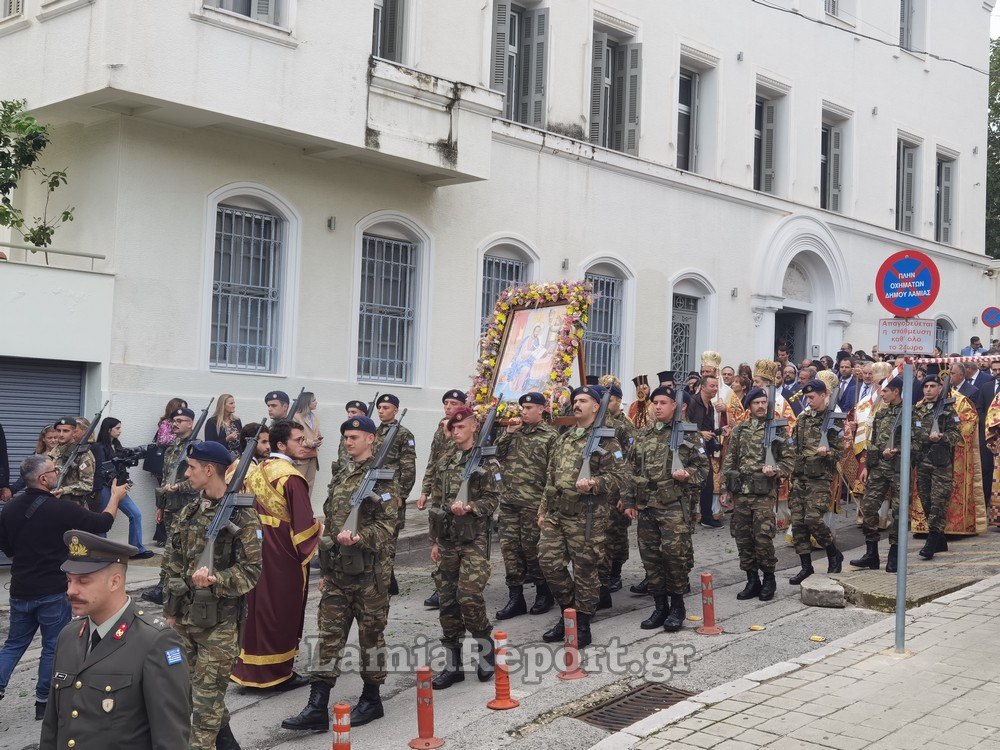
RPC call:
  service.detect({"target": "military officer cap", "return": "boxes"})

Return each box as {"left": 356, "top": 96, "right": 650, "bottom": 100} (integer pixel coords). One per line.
{"left": 345, "top": 400, "right": 368, "bottom": 415}
{"left": 585, "top": 375, "right": 600, "bottom": 386}
{"left": 341, "top": 416, "right": 377, "bottom": 435}
{"left": 265, "top": 390, "right": 290, "bottom": 404}
{"left": 447, "top": 406, "right": 476, "bottom": 428}
{"left": 378, "top": 393, "right": 400, "bottom": 408}
{"left": 924, "top": 363, "right": 941, "bottom": 377}
{"left": 745, "top": 387, "right": 768, "bottom": 404}
{"left": 606, "top": 383, "right": 623, "bottom": 399}
{"left": 650, "top": 386, "right": 675, "bottom": 401}
{"left": 62, "top": 530, "right": 137, "bottom": 574}
{"left": 656, "top": 370, "right": 675, "bottom": 385}
{"left": 885, "top": 377, "right": 905, "bottom": 391}
{"left": 187, "top": 441, "right": 232, "bottom": 466}
{"left": 442, "top": 389, "right": 467, "bottom": 404}
{"left": 172, "top": 407, "right": 196, "bottom": 420}
{"left": 571, "top": 384, "right": 604, "bottom": 402}
{"left": 519, "top": 392, "right": 545, "bottom": 406}
{"left": 801, "top": 379, "right": 827, "bottom": 395}
{"left": 632, "top": 374, "right": 648, "bottom": 387}
{"left": 55, "top": 416, "right": 78, "bottom": 427}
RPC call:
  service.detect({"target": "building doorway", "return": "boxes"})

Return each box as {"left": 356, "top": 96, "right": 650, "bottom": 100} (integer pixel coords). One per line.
{"left": 774, "top": 310, "right": 808, "bottom": 363}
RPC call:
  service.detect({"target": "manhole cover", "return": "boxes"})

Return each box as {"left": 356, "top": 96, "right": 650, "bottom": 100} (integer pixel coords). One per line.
{"left": 576, "top": 682, "right": 694, "bottom": 732}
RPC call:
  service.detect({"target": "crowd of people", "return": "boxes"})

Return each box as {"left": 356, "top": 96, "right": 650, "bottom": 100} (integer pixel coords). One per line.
{"left": 1, "top": 335, "right": 1000, "bottom": 748}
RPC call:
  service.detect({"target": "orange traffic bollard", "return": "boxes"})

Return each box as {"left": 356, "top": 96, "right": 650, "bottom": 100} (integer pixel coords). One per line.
{"left": 494, "top": 630, "right": 507, "bottom": 651}
{"left": 487, "top": 647, "right": 520, "bottom": 710}
{"left": 409, "top": 666, "right": 444, "bottom": 749}
{"left": 557, "top": 608, "right": 586, "bottom": 680}
{"left": 331, "top": 703, "right": 351, "bottom": 750}
{"left": 696, "top": 572, "right": 724, "bottom": 635}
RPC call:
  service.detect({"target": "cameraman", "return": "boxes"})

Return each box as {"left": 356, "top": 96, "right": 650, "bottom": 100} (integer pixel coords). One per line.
{"left": 94, "top": 418, "right": 154, "bottom": 558}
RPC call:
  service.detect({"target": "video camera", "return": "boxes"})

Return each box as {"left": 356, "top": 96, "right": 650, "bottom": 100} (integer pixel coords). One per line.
{"left": 100, "top": 444, "right": 153, "bottom": 487}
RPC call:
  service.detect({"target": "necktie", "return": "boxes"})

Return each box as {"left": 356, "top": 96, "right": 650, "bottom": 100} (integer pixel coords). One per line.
{"left": 90, "top": 628, "right": 101, "bottom": 654}
{"left": 861, "top": 385, "right": 869, "bottom": 400}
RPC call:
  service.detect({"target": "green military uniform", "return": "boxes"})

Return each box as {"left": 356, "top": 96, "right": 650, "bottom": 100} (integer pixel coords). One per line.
{"left": 602, "top": 411, "right": 636, "bottom": 588}
{"left": 861, "top": 401, "right": 903, "bottom": 545}
{"left": 156, "top": 438, "right": 199, "bottom": 534}
{"left": 48, "top": 443, "right": 96, "bottom": 508}
{"left": 788, "top": 408, "right": 840, "bottom": 555}
{"left": 326, "top": 438, "right": 352, "bottom": 517}
{"left": 162, "top": 492, "right": 261, "bottom": 750}
{"left": 421, "top": 422, "right": 453, "bottom": 497}
{"left": 912, "top": 393, "right": 961, "bottom": 537}
{"left": 375, "top": 419, "right": 416, "bottom": 535}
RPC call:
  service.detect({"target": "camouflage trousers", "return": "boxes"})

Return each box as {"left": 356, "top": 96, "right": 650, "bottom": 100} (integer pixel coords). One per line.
{"left": 157, "top": 509, "right": 181, "bottom": 587}
{"left": 789, "top": 477, "right": 835, "bottom": 555}
{"left": 598, "top": 500, "right": 632, "bottom": 584}
{"left": 637, "top": 503, "right": 692, "bottom": 595}
{"left": 174, "top": 621, "right": 239, "bottom": 750}
{"left": 861, "top": 464, "right": 900, "bottom": 544}
{"left": 684, "top": 488, "right": 698, "bottom": 569}
{"left": 434, "top": 534, "right": 492, "bottom": 648}
{"left": 313, "top": 567, "right": 390, "bottom": 685}
{"left": 538, "top": 501, "right": 608, "bottom": 616}
{"left": 388, "top": 500, "right": 406, "bottom": 567}
{"left": 730, "top": 494, "right": 777, "bottom": 573}
{"left": 498, "top": 503, "right": 544, "bottom": 588}
{"left": 914, "top": 459, "right": 952, "bottom": 534}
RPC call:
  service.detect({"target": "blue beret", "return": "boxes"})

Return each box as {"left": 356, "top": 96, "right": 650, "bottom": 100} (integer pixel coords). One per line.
{"left": 265, "top": 391, "right": 290, "bottom": 404}
{"left": 572, "top": 385, "right": 604, "bottom": 402}
{"left": 377, "top": 394, "right": 400, "bottom": 408}
{"left": 172, "top": 407, "right": 196, "bottom": 420}
{"left": 884, "top": 377, "right": 904, "bottom": 391}
{"left": 187, "top": 441, "right": 231, "bottom": 466}
{"left": 442, "top": 389, "right": 467, "bottom": 404}
{"left": 745, "top": 387, "right": 767, "bottom": 404}
{"left": 651, "top": 386, "right": 675, "bottom": 401}
{"left": 921, "top": 375, "right": 943, "bottom": 387}
{"left": 341, "top": 416, "right": 377, "bottom": 435}
{"left": 519, "top": 392, "right": 545, "bottom": 406}
{"left": 55, "top": 416, "right": 78, "bottom": 427}
{"left": 345, "top": 400, "right": 368, "bottom": 415}
{"left": 608, "top": 384, "right": 623, "bottom": 399}
{"left": 801, "top": 379, "right": 827, "bottom": 395}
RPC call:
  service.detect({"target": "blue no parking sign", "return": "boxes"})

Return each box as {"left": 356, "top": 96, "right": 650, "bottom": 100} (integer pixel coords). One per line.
{"left": 875, "top": 250, "right": 940, "bottom": 318}
{"left": 982, "top": 306, "right": 1000, "bottom": 330}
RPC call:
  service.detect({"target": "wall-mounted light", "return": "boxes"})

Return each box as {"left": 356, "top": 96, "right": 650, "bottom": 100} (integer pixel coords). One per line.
{"left": 731, "top": 287, "right": 738, "bottom": 298}
{"left": 974, "top": 146, "right": 979, "bottom": 155}
{"left": 737, "top": 51, "right": 743, "bottom": 61}
{"left": 871, "top": 106, "right": 878, "bottom": 116}
{"left": 867, "top": 293, "right": 874, "bottom": 302}
{"left": 561, "top": 258, "right": 569, "bottom": 270}
{"left": 327, "top": 216, "right": 336, "bottom": 230}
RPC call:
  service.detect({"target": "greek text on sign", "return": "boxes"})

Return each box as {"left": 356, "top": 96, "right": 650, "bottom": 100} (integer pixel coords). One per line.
{"left": 874, "top": 250, "right": 940, "bottom": 318}
{"left": 878, "top": 318, "right": 935, "bottom": 355}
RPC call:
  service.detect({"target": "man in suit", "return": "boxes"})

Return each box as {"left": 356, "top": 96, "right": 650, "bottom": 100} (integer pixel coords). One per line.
{"left": 951, "top": 363, "right": 983, "bottom": 415}
{"left": 968, "top": 361, "right": 995, "bottom": 408}
{"left": 960, "top": 336, "right": 987, "bottom": 357}
{"left": 836, "top": 355, "right": 859, "bottom": 412}
{"left": 780, "top": 365, "right": 798, "bottom": 401}
{"left": 789, "top": 368, "right": 810, "bottom": 416}
{"left": 41, "top": 530, "right": 191, "bottom": 749}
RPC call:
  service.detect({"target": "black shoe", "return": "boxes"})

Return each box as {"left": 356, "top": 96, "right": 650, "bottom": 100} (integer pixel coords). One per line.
{"left": 609, "top": 560, "right": 624, "bottom": 592}
{"left": 496, "top": 586, "right": 527, "bottom": 620}
{"left": 886, "top": 544, "right": 899, "bottom": 573}
{"left": 542, "top": 617, "right": 565, "bottom": 643}
{"left": 423, "top": 591, "right": 440, "bottom": 608}
{"left": 789, "top": 554, "right": 814, "bottom": 585}
{"left": 737, "top": 570, "right": 762, "bottom": 600}
{"left": 936, "top": 534, "right": 949, "bottom": 552}
{"left": 131, "top": 550, "right": 155, "bottom": 560}
{"left": 310, "top": 555, "right": 321, "bottom": 570}
{"left": 281, "top": 682, "right": 331, "bottom": 731}
{"left": 629, "top": 577, "right": 649, "bottom": 596}
{"left": 700, "top": 519, "right": 723, "bottom": 529}
{"left": 826, "top": 544, "right": 844, "bottom": 574}
{"left": 596, "top": 585, "right": 612, "bottom": 610}
{"left": 389, "top": 572, "right": 399, "bottom": 596}
{"left": 477, "top": 638, "right": 495, "bottom": 682}
{"left": 849, "top": 541, "right": 880, "bottom": 570}
{"left": 662, "top": 595, "right": 686, "bottom": 632}
{"left": 270, "top": 672, "right": 310, "bottom": 692}
{"left": 684, "top": 581, "right": 692, "bottom": 595}
{"left": 35, "top": 701, "right": 45, "bottom": 721}
{"left": 350, "top": 683, "right": 384, "bottom": 727}
{"left": 577, "top": 612, "right": 592, "bottom": 648}
{"left": 216, "top": 722, "right": 242, "bottom": 750}
{"left": 759, "top": 572, "right": 776, "bottom": 601}
{"left": 140, "top": 582, "right": 164, "bottom": 605}
{"left": 640, "top": 594, "right": 668, "bottom": 629}
{"left": 432, "top": 647, "right": 465, "bottom": 690}
{"left": 529, "top": 583, "right": 554, "bottom": 615}
{"left": 919, "top": 532, "right": 939, "bottom": 560}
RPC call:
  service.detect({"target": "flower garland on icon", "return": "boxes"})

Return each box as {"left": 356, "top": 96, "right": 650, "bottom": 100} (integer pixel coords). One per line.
{"left": 471, "top": 281, "right": 592, "bottom": 419}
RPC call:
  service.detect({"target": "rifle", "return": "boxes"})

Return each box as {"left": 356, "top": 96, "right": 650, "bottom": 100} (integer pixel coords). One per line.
{"left": 929, "top": 373, "right": 955, "bottom": 438}
{"left": 887, "top": 407, "right": 905, "bottom": 453}
{"left": 342, "top": 409, "right": 406, "bottom": 537}
{"left": 668, "top": 392, "right": 700, "bottom": 473}
{"left": 455, "top": 405, "right": 499, "bottom": 506}
{"left": 577, "top": 390, "right": 616, "bottom": 541}
{"left": 762, "top": 383, "right": 789, "bottom": 468}
{"left": 818, "top": 384, "right": 848, "bottom": 451}
{"left": 287, "top": 387, "right": 308, "bottom": 424}
{"left": 54, "top": 400, "right": 109, "bottom": 491}
{"left": 164, "top": 398, "right": 215, "bottom": 485}
{"left": 366, "top": 391, "right": 381, "bottom": 419}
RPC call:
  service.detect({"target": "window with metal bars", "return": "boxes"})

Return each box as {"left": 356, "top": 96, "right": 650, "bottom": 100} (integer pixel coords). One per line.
{"left": 481, "top": 254, "right": 527, "bottom": 333}
{"left": 584, "top": 272, "right": 623, "bottom": 377}
{"left": 358, "top": 234, "right": 418, "bottom": 383}
{"left": 935, "top": 320, "right": 952, "bottom": 355}
{"left": 207, "top": 0, "right": 279, "bottom": 25}
{"left": 210, "top": 205, "right": 283, "bottom": 372}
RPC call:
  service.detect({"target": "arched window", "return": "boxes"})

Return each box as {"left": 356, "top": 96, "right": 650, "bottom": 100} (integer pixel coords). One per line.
{"left": 584, "top": 263, "right": 626, "bottom": 377}
{"left": 935, "top": 317, "right": 954, "bottom": 354}
{"left": 479, "top": 239, "right": 536, "bottom": 332}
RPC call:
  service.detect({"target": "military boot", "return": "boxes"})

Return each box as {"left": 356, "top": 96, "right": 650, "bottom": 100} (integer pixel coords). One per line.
{"left": 737, "top": 570, "right": 762, "bottom": 600}
{"left": 350, "top": 681, "right": 384, "bottom": 727}
{"left": 885, "top": 544, "right": 899, "bottom": 573}
{"left": 919, "top": 531, "right": 939, "bottom": 560}
{"left": 609, "top": 560, "right": 624, "bottom": 592}
{"left": 662, "top": 595, "right": 686, "bottom": 633}
{"left": 281, "top": 681, "right": 331, "bottom": 731}
{"left": 215, "top": 722, "right": 242, "bottom": 750}
{"left": 542, "top": 615, "right": 565, "bottom": 643}
{"left": 629, "top": 577, "right": 649, "bottom": 595}
{"left": 789, "top": 554, "right": 814, "bottom": 585}
{"left": 596, "top": 585, "right": 613, "bottom": 610}
{"left": 826, "top": 544, "right": 844, "bottom": 574}
{"left": 477, "top": 637, "right": 495, "bottom": 682}
{"left": 849, "top": 541, "right": 880, "bottom": 570}
{"left": 140, "top": 581, "right": 164, "bottom": 605}
{"left": 577, "top": 612, "right": 593, "bottom": 648}
{"left": 388, "top": 572, "right": 399, "bottom": 596}
{"left": 423, "top": 590, "right": 440, "bottom": 608}
{"left": 495, "top": 586, "right": 527, "bottom": 620}
{"left": 432, "top": 646, "right": 465, "bottom": 690}
{"left": 640, "top": 594, "right": 668, "bottom": 629}
{"left": 530, "top": 583, "right": 554, "bottom": 615}
{"left": 759, "top": 572, "right": 777, "bottom": 601}
{"left": 936, "top": 534, "right": 949, "bottom": 552}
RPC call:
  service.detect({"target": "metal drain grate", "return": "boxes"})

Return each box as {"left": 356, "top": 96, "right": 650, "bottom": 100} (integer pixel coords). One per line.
{"left": 575, "top": 682, "right": 694, "bottom": 732}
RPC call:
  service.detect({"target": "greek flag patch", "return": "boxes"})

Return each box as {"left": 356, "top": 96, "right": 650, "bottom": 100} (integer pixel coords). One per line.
{"left": 614, "top": 451, "right": 623, "bottom": 461}
{"left": 381, "top": 493, "right": 392, "bottom": 502}
{"left": 165, "top": 648, "right": 183, "bottom": 666}
{"left": 495, "top": 473, "right": 502, "bottom": 481}
{"left": 915, "top": 421, "right": 921, "bottom": 428}
{"left": 408, "top": 439, "right": 415, "bottom": 447}
{"left": 257, "top": 530, "right": 263, "bottom": 540}
{"left": 954, "top": 416, "right": 960, "bottom": 422}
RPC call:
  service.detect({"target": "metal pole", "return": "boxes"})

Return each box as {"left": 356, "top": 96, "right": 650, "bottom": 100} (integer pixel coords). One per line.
{"left": 894, "top": 361, "right": 914, "bottom": 652}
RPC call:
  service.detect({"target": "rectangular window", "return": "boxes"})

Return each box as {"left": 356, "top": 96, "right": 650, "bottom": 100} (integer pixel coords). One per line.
{"left": 820, "top": 124, "right": 843, "bottom": 211}
{"left": 491, "top": 3, "right": 548, "bottom": 126}
{"left": 481, "top": 255, "right": 527, "bottom": 332}
{"left": 373, "top": 0, "right": 402, "bottom": 62}
{"left": 896, "top": 139, "right": 917, "bottom": 233}
{"left": 209, "top": 0, "right": 279, "bottom": 25}
{"left": 825, "top": 0, "right": 838, "bottom": 15}
{"left": 210, "top": 206, "right": 283, "bottom": 372}
{"left": 358, "top": 234, "right": 417, "bottom": 383}
{"left": 753, "top": 97, "right": 776, "bottom": 193}
{"left": 2, "top": 0, "right": 22, "bottom": 18}
{"left": 677, "top": 69, "right": 698, "bottom": 172}
{"left": 899, "top": 0, "right": 912, "bottom": 50}
{"left": 589, "top": 32, "right": 642, "bottom": 156}
{"left": 936, "top": 156, "right": 954, "bottom": 244}
{"left": 584, "top": 272, "right": 623, "bottom": 377}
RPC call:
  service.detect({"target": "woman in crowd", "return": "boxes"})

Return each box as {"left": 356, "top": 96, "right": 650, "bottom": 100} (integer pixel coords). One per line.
{"left": 8, "top": 425, "right": 59, "bottom": 496}
{"left": 292, "top": 391, "right": 322, "bottom": 492}
{"left": 148, "top": 397, "right": 187, "bottom": 545}
{"left": 92, "top": 417, "right": 154, "bottom": 558}
{"left": 206, "top": 393, "right": 243, "bottom": 455}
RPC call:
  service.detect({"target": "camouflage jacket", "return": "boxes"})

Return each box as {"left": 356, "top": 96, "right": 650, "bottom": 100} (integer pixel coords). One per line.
{"left": 375, "top": 420, "right": 417, "bottom": 498}
{"left": 865, "top": 401, "right": 903, "bottom": 470}
{"left": 161, "top": 491, "right": 262, "bottom": 625}
{"left": 48, "top": 443, "right": 95, "bottom": 497}
{"left": 631, "top": 421, "right": 709, "bottom": 508}
{"left": 721, "top": 417, "right": 791, "bottom": 496}
{"left": 420, "top": 422, "right": 454, "bottom": 496}
{"left": 494, "top": 421, "right": 558, "bottom": 508}
{"left": 541, "top": 422, "right": 630, "bottom": 514}
{"left": 428, "top": 447, "right": 501, "bottom": 544}
{"left": 155, "top": 437, "right": 197, "bottom": 511}
{"left": 324, "top": 455, "right": 398, "bottom": 560}
{"left": 789, "top": 409, "right": 841, "bottom": 479}
{"left": 911, "top": 398, "right": 962, "bottom": 453}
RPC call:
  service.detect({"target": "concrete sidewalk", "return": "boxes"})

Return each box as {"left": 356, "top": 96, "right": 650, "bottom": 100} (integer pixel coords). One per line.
{"left": 593, "top": 574, "right": 1000, "bottom": 750}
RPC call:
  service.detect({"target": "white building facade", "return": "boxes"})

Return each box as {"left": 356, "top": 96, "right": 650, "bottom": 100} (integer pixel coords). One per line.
{"left": 1, "top": 0, "right": 996, "bottom": 529}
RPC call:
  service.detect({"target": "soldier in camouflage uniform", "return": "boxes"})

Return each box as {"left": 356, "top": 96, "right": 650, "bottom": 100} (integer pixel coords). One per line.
{"left": 374, "top": 393, "right": 416, "bottom": 596}
{"left": 601, "top": 377, "right": 637, "bottom": 596}
{"left": 48, "top": 416, "right": 96, "bottom": 507}
{"left": 326, "top": 401, "right": 368, "bottom": 517}
{"left": 493, "top": 392, "right": 558, "bottom": 620}
{"left": 416, "top": 389, "right": 468, "bottom": 609}
{"left": 631, "top": 386, "right": 708, "bottom": 631}
{"left": 911, "top": 374, "right": 962, "bottom": 560}
{"left": 162, "top": 441, "right": 262, "bottom": 750}
{"left": 143, "top": 407, "right": 201, "bottom": 605}
{"left": 722, "top": 387, "right": 790, "bottom": 602}
{"left": 283, "top": 416, "right": 397, "bottom": 731}
{"left": 538, "top": 385, "right": 629, "bottom": 647}
{"left": 849, "top": 377, "right": 905, "bottom": 572}
{"left": 787, "top": 379, "right": 844, "bottom": 585}
{"left": 427, "top": 406, "right": 500, "bottom": 689}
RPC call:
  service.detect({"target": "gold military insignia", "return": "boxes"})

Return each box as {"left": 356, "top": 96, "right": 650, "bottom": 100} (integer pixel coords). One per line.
{"left": 102, "top": 698, "right": 114, "bottom": 713}
{"left": 352, "top": 420, "right": 360, "bottom": 427}
{"left": 68, "top": 536, "right": 88, "bottom": 558}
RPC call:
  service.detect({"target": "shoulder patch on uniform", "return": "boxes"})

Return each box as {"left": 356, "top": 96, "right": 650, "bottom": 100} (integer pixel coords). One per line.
{"left": 613, "top": 451, "right": 623, "bottom": 461}
{"left": 494, "top": 472, "right": 502, "bottom": 481}
{"left": 165, "top": 647, "right": 183, "bottom": 666}
{"left": 408, "top": 439, "right": 415, "bottom": 446}
{"left": 257, "top": 529, "right": 263, "bottom": 540}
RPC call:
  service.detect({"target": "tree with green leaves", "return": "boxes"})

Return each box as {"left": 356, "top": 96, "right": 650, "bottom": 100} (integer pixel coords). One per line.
{"left": 987, "top": 38, "right": 1000, "bottom": 259}
{"left": 0, "top": 99, "right": 74, "bottom": 248}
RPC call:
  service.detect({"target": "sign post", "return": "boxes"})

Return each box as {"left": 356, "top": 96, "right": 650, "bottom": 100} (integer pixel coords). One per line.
{"left": 894, "top": 363, "right": 914, "bottom": 653}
